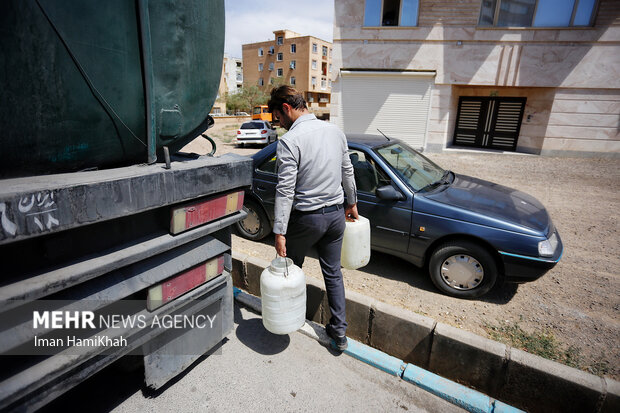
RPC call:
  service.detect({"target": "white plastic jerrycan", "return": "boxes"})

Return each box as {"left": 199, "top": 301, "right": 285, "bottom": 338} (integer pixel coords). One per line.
{"left": 260, "top": 256, "right": 306, "bottom": 335}
{"left": 341, "top": 215, "right": 371, "bottom": 270}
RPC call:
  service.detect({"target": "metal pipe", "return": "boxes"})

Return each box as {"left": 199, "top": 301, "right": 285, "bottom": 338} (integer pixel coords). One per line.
{"left": 138, "top": 0, "right": 157, "bottom": 164}
{"left": 163, "top": 146, "right": 171, "bottom": 169}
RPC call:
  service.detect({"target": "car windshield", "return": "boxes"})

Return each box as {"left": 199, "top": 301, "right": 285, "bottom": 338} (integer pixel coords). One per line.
{"left": 376, "top": 143, "right": 446, "bottom": 191}
{"left": 241, "top": 122, "right": 265, "bottom": 129}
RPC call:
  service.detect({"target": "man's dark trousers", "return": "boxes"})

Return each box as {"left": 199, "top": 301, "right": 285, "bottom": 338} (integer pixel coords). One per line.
{"left": 286, "top": 206, "right": 347, "bottom": 336}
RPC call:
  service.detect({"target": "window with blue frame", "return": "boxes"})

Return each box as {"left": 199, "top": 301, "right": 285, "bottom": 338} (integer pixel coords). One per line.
{"left": 479, "top": 0, "right": 598, "bottom": 27}
{"left": 363, "top": 0, "right": 419, "bottom": 27}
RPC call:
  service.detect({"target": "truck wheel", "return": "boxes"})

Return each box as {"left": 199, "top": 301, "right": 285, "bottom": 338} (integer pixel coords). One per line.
{"left": 429, "top": 241, "right": 498, "bottom": 298}
{"left": 236, "top": 200, "right": 270, "bottom": 240}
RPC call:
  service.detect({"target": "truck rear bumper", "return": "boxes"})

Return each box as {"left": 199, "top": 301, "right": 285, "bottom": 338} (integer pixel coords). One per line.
{"left": 0, "top": 155, "right": 252, "bottom": 411}
{"left": 0, "top": 272, "right": 234, "bottom": 411}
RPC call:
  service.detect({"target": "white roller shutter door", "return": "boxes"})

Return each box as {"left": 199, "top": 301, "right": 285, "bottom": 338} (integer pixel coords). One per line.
{"left": 337, "top": 71, "right": 434, "bottom": 149}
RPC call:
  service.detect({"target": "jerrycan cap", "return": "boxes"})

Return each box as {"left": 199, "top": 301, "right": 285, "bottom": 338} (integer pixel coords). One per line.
{"left": 270, "top": 256, "right": 293, "bottom": 276}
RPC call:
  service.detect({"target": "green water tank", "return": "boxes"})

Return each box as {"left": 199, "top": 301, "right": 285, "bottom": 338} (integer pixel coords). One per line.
{"left": 0, "top": 0, "right": 224, "bottom": 178}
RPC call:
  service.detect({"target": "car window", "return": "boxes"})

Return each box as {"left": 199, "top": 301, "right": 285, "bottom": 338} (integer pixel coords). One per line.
{"left": 348, "top": 149, "right": 391, "bottom": 194}
{"left": 258, "top": 155, "right": 277, "bottom": 174}
{"left": 376, "top": 143, "right": 444, "bottom": 191}
{"left": 241, "top": 122, "right": 265, "bottom": 129}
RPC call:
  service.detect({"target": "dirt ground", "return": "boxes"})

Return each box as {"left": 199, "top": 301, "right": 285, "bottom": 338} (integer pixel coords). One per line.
{"left": 183, "top": 121, "right": 620, "bottom": 379}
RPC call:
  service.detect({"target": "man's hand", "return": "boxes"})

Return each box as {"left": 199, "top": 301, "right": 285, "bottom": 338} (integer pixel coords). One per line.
{"left": 275, "top": 233, "right": 287, "bottom": 257}
{"left": 345, "top": 203, "right": 359, "bottom": 222}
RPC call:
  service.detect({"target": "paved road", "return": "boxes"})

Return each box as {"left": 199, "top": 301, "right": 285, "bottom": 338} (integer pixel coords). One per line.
{"left": 41, "top": 305, "right": 464, "bottom": 413}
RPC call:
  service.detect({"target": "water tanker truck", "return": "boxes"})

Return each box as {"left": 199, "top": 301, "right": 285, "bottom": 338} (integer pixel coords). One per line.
{"left": 0, "top": 1, "right": 251, "bottom": 410}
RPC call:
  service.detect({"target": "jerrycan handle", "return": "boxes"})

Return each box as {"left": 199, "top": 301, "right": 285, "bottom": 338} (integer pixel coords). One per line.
{"left": 274, "top": 253, "right": 290, "bottom": 277}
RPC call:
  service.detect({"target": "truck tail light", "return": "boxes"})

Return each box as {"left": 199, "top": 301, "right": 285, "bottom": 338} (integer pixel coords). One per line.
{"left": 147, "top": 255, "right": 225, "bottom": 311}
{"left": 170, "top": 190, "right": 244, "bottom": 235}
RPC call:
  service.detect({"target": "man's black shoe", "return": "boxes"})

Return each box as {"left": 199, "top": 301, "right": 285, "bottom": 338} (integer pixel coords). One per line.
{"left": 326, "top": 324, "right": 348, "bottom": 351}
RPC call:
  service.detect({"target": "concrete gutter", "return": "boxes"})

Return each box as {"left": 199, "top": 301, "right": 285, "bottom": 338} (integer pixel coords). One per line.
{"left": 231, "top": 252, "right": 620, "bottom": 413}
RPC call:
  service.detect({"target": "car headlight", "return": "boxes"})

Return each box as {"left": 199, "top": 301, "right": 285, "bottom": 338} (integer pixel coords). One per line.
{"left": 538, "top": 232, "right": 558, "bottom": 257}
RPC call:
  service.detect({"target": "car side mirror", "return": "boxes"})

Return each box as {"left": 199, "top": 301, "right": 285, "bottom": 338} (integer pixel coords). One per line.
{"left": 375, "top": 185, "right": 404, "bottom": 201}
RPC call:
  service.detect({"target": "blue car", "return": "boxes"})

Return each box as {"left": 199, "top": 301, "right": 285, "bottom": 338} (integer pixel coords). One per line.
{"left": 236, "top": 135, "right": 563, "bottom": 298}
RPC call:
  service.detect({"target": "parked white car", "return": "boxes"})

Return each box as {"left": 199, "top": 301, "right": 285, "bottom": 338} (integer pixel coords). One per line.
{"left": 235, "top": 121, "right": 277, "bottom": 146}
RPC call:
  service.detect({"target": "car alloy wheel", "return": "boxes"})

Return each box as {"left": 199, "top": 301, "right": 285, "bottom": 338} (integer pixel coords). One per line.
{"left": 429, "top": 241, "right": 498, "bottom": 298}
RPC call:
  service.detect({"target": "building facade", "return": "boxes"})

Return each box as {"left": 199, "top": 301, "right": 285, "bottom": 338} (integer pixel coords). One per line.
{"left": 223, "top": 54, "right": 243, "bottom": 94}
{"left": 211, "top": 54, "right": 243, "bottom": 115}
{"left": 331, "top": 0, "right": 620, "bottom": 157}
{"left": 210, "top": 58, "right": 227, "bottom": 115}
{"left": 242, "top": 29, "right": 334, "bottom": 118}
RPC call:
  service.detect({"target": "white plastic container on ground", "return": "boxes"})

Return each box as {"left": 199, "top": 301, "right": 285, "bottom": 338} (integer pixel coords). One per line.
{"left": 260, "top": 256, "right": 306, "bottom": 335}
{"left": 341, "top": 215, "right": 371, "bottom": 270}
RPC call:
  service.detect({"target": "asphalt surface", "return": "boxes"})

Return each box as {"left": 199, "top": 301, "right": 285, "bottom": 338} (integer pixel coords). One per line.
{"left": 40, "top": 304, "right": 464, "bottom": 413}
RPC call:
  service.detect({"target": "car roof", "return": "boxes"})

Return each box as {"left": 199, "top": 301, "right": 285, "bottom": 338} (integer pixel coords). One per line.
{"left": 251, "top": 133, "right": 402, "bottom": 163}
{"left": 345, "top": 133, "right": 396, "bottom": 148}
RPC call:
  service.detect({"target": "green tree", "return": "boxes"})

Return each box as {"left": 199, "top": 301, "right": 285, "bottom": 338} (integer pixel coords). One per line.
{"left": 225, "top": 91, "right": 246, "bottom": 113}
{"left": 269, "top": 77, "right": 286, "bottom": 89}
{"left": 226, "top": 86, "right": 269, "bottom": 113}
{"left": 244, "top": 85, "right": 269, "bottom": 111}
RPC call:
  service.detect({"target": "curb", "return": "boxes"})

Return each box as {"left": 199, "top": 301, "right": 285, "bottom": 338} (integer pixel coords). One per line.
{"left": 233, "top": 286, "right": 523, "bottom": 413}
{"left": 230, "top": 253, "right": 620, "bottom": 413}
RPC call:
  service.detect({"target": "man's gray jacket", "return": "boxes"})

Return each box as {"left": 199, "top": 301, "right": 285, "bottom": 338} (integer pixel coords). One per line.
{"left": 273, "top": 114, "right": 357, "bottom": 235}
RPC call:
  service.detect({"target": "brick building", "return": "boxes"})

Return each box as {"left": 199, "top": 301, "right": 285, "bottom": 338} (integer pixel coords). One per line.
{"left": 242, "top": 29, "right": 333, "bottom": 118}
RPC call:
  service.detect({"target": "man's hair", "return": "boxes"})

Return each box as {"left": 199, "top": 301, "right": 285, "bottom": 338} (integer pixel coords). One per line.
{"left": 267, "top": 85, "right": 307, "bottom": 113}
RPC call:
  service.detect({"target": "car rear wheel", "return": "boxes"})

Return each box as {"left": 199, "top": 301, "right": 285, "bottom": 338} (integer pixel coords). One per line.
{"left": 429, "top": 241, "right": 498, "bottom": 298}
{"left": 236, "top": 199, "right": 270, "bottom": 240}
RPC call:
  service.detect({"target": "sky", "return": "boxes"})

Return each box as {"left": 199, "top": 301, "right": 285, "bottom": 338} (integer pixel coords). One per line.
{"left": 224, "top": 0, "right": 335, "bottom": 58}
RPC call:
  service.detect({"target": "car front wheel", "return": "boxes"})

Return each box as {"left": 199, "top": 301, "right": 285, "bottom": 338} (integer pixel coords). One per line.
{"left": 428, "top": 241, "right": 498, "bottom": 298}
{"left": 236, "top": 200, "right": 271, "bottom": 240}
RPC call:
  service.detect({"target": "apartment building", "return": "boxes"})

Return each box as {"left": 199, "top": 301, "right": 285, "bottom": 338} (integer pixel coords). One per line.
{"left": 210, "top": 58, "right": 227, "bottom": 115}
{"left": 242, "top": 29, "right": 333, "bottom": 118}
{"left": 223, "top": 54, "right": 243, "bottom": 94}
{"left": 211, "top": 54, "right": 243, "bottom": 115}
{"left": 331, "top": 0, "right": 620, "bottom": 157}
